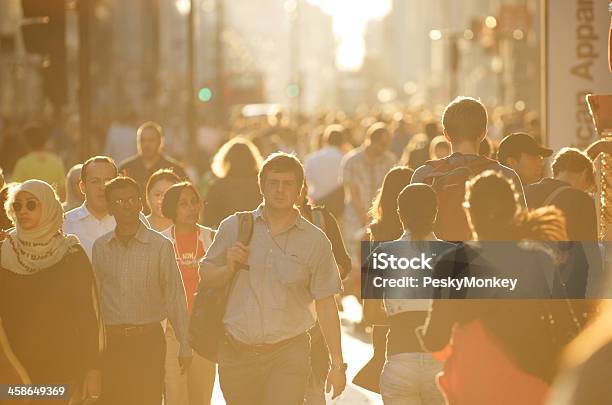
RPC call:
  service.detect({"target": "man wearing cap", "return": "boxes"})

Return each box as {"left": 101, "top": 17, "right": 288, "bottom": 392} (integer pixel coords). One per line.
{"left": 497, "top": 132, "right": 553, "bottom": 187}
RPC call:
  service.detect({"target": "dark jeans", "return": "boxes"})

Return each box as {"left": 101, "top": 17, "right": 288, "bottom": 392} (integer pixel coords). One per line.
{"left": 218, "top": 333, "right": 311, "bottom": 405}
{"left": 101, "top": 325, "right": 166, "bottom": 405}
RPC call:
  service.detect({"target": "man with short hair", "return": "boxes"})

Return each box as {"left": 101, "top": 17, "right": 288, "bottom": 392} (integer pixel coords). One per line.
{"left": 497, "top": 132, "right": 552, "bottom": 187}
{"left": 304, "top": 124, "right": 346, "bottom": 218}
{"left": 92, "top": 177, "right": 191, "bottom": 405}
{"left": 341, "top": 122, "right": 396, "bottom": 239}
{"left": 119, "top": 121, "right": 188, "bottom": 192}
{"left": 12, "top": 123, "right": 66, "bottom": 198}
{"left": 201, "top": 152, "right": 345, "bottom": 405}
{"left": 64, "top": 156, "right": 148, "bottom": 259}
{"left": 410, "top": 97, "right": 526, "bottom": 241}
{"left": 526, "top": 147, "right": 598, "bottom": 241}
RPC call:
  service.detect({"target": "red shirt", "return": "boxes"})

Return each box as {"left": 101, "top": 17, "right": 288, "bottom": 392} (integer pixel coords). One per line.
{"left": 172, "top": 231, "right": 204, "bottom": 312}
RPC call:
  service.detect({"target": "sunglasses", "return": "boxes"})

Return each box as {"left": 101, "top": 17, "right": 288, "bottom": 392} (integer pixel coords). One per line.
{"left": 13, "top": 200, "right": 38, "bottom": 212}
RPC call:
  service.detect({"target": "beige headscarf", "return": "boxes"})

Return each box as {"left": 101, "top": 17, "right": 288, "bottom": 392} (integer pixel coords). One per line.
{"left": 1, "top": 180, "right": 79, "bottom": 274}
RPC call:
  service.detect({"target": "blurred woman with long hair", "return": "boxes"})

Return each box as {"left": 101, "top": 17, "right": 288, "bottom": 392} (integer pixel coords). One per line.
{"left": 202, "top": 137, "right": 263, "bottom": 228}
{"left": 367, "top": 166, "right": 414, "bottom": 242}
{"left": 418, "top": 171, "right": 578, "bottom": 405}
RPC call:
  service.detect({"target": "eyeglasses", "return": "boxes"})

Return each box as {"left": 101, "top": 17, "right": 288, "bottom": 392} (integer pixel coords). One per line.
{"left": 13, "top": 200, "right": 38, "bottom": 212}
{"left": 111, "top": 196, "right": 141, "bottom": 207}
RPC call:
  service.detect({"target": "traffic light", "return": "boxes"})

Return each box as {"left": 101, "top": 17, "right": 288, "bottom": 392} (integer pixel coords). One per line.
{"left": 21, "top": 0, "right": 67, "bottom": 106}
{"left": 198, "top": 87, "right": 213, "bottom": 102}
{"left": 286, "top": 83, "right": 300, "bottom": 98}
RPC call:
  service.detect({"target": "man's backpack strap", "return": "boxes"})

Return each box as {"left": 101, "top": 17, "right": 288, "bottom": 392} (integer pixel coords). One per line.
{"left": 236, "top": 212, "right": 255, "bottom": 246}
{"left": 424, "top": 155, "right": 499, "bottom": 183}
{"left": 542, "top": 186, "right": 573, "bottom": 207}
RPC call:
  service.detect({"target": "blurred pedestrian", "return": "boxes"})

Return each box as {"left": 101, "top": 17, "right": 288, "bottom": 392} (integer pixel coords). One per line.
{"left": 93, "top": 177, "right": 191, "bottom": 405}
{"left": 161, "top": 182, "right": 216, "bottom": 405}
{"left": 411, "top": 97, "right": 526, "bottom": 241}
{"left": 200, "top": 153, "right": 346, "bottom": 405}
{"left": 363, "top": 184, "right": 455, "bottom": 405}
{"left": 304, "top": 125, "right": 346, "bottom": 219}
{"left": 367, "top": 167, "right": 414, "bottom": 242}
{"left": 146, "top": 169, "right": 181, "bottom": 232}
{"left": 547, "top": 300, "right": 612, "bottom": 405}
{"left": 341, "top": 122, "right": 396, "bottom": 264}
{"left": 0, "top": 180, "right": 103, "bottom": 404}
{"left": 12, "top": 123, "right": 66, "bottom": 199}
{"left": 428, "top": 135, "right": 451, "bottom": 160}
{"left": 119, "top": 121, "right": 188, "bottom": 199}
{"left": 201, "top": 137, "right": 263, "bottom": 229}
{"left": 63, "top": 164, "right": 85, "bottom": 212}
{"left": 297, "top": 183, "right": 351, "bottom": 405}
{"left": 526, "top": 148, "right": 597, "bottom": 241}
{"left": 64, "top": 156, "right": 150, "bottom": 260}
{"left": 497, "top": 132, "right": 552, "bottom": 187}
{"left": 418, "top": 172, "right": 573, "bottom": 405}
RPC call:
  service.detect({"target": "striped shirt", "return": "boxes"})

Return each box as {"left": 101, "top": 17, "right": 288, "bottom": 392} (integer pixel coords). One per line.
{"left": 92, "top": 223, "right": 191, "bottom": 356}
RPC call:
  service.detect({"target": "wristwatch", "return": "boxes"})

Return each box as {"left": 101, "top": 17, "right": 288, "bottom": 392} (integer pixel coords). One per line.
{"left": 330, "top": 362, "right": 348, "bottom": 372}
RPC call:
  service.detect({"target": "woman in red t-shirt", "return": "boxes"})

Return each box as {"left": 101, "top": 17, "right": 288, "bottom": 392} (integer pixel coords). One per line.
{"left": 161, "top": 181, "right": 216, "bottom": 405}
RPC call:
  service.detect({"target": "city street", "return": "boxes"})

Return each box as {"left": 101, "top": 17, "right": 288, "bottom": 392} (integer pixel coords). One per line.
{"left": 210, "top": 296, "right": 382, "bottom": 404}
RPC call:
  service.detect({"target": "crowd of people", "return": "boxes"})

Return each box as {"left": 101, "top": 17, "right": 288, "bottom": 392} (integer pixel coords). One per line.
{"left": 0, "top": 95, "right": 610, "bottom": 405}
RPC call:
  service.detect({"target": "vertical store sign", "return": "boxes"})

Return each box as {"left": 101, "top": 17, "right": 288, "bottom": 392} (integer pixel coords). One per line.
{"left": 545, "top": 0, "right": 612, "bottom": 151}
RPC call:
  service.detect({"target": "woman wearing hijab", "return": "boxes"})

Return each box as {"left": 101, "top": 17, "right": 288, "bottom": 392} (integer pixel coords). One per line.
{"left": 0, "top": 180, "right": 103, "bottom": 404}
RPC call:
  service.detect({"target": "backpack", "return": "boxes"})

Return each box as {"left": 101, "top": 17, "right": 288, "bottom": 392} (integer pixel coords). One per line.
{"left": 423, "top": 156, "right": 500, "bottom": 241}
{"left": 189, "top": 212, "right": 254, "bottom": 362}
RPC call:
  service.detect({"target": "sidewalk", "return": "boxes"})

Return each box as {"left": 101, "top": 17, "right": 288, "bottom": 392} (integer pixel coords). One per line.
{"left": 210, "top": 296, "right": 382, "bottom": 404}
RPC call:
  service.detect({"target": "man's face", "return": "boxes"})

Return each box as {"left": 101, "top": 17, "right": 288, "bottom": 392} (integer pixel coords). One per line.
{"left": 508, "top": 153, "right": 544, "bottom": 186}
{"left": 261, "top": 171, "right": 301, "bottom": 210}
{"left": 80, "top": 162, "right": 117, "bottom": 212}
{"left": 138, "top": 128, "right": 162, "bottom": 160}
{"left": 370, "top": 133, "right": 391, "bottom": 157}
{"left": 107, "top": 186, "right": 143, "bottom": 225}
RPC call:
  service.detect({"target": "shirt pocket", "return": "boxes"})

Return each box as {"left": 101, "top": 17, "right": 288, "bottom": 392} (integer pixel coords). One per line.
{"left": 271, "top": 253, "right": 311, "bottom": 309}
{"left": 274, "top": 253, "right": 309, "bottom": 286}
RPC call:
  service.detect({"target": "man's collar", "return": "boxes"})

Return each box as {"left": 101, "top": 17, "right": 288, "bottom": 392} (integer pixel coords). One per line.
{"left": 254, "top": 204, "right": 305, "bottom": 231}
{"left": 109, "top": 222, "right": 151, "bottom": 244}
{"left": 71, "top": 203, "right": 110, "bottom": 221}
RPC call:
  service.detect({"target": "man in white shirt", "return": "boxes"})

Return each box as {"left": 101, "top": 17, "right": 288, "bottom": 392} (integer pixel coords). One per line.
{"left": 64, "top": 156, "right": 148, "bottom": 259}
{"left": 303, "top": 125, "right": 346, "bottom": 218}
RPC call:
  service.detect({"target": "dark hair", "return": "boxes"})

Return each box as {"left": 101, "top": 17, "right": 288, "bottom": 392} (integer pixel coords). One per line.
{"left": 23, "top": 123, "right": 47, "bottom": 150}
{"left": 324, "top": 124, "right": 345, "bottom": 147}
{"left": 551, "top": 147, "right": 595, "bottom": 186}
{"left": 397, "top": 184, "right": 437, "bottom": 239}
{"left": 145, "top": 169, "right": 181, "bottom": 199}
{"left": 368, "top": 166, "right": 414, "bottom": 241}
{"left": 424, "top": 122, "right": 439, "bottom": 140}
{"left": 479, "top": 137, "right": 492, "bottom": 157}
{"left": 465, "top": 171, "right": 567, "bottom": 241}
{"left": 81, "top": 156, "right": 118, "bottom": 182}
{"left": 366, "top": 122, "right": 389, "bottom": 144}
{"left": 258, "top": 152, "right": 304, "bottom": 188}
{"left": 104, "top": 177, "right": 141, "bottom": 203}
{"left": 442, "top": 96, "right": 487, "bottom": 143}
{"left": 161, "top": 181, "right": 201, "bottom": 222}
{"left": 211, "top": 138, "right": 262, "bottom": 178}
